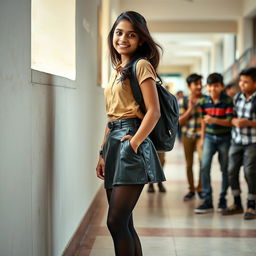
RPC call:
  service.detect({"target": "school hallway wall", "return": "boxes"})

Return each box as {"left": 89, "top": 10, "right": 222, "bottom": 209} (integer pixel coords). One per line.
{"left": 0, "top": 0, "right": 106, "bottom": 255}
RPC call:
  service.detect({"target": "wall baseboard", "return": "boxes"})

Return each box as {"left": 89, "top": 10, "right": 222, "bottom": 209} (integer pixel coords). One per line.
{"left": 62, "top": 185, "right": 105, "bottom": 256}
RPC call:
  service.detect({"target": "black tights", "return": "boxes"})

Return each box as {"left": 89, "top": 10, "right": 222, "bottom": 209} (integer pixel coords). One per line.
{"left": 106, "top": 185, "right": 144, "bottom": 256}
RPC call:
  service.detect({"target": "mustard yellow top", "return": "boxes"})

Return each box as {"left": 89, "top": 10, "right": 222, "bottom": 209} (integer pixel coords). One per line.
{"left": 104, "top": 59, "right": 156, "bottom": 121}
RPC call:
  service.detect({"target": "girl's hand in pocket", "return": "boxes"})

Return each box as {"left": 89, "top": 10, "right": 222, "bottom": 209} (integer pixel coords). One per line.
{"left": 120, "top": 135, "right": 138, "bottom": 153}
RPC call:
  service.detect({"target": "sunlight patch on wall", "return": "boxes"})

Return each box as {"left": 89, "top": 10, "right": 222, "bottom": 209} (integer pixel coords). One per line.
{"left": 31, "top": 0, "right": 76, "bottom": 80}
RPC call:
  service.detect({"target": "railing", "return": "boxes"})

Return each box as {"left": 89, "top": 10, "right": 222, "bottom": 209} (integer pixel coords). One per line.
{"left": 223, "top": 48, "right": 256, "bottom": 84}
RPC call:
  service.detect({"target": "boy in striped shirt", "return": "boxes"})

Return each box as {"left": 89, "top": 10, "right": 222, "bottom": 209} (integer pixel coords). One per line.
{"left": 223, "top": 67, "right": 256, "bottom": 220}
{"left": 194, "top": 73, "right": 233, "bottom": 214}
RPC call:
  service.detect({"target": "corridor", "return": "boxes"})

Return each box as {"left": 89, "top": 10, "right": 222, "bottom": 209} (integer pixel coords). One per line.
{"left": 1, "top": 0, "right": 256, "bottom": 255}
{"left": 74, "top": 143, "right": 256, "bottom": 256}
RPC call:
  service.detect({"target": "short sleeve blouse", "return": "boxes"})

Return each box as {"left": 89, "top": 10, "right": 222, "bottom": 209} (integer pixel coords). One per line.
{"left": 104, "top": 59, "right": 156, "bottom": 121}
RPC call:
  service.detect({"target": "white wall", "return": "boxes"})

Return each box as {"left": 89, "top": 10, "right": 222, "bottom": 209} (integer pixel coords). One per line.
{"left": 190, "top": 58, "right": 202, "bottom": 75}
{"left": 237, "top": 17, "right": 254, "bottom": 57}
{"left": 0, "top": 1, "right": 32, "bottom": 255}
{"left": 0, "top": 0, "right": 106, "bottom": 255}
{"left": 210, "top": 39, "right": 222, "bottom": 73}
{"left": 201, "top": 51, "right": 210, "bottom": 82}
{"left": 223, "top": 34, "right": 236, "bottom": 70}
{"left": 111, "top": 0, "right": 121, "bottom": 24}
{"left": 236, "top": 0, "right": 256, "bottom": 57}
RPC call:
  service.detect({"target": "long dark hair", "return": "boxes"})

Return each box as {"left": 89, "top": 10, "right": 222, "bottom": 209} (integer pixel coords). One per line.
{"left": 108, "top": 11, "right": 162, "bottom": 84}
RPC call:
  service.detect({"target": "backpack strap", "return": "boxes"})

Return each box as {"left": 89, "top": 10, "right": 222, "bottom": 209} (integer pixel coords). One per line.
{"left": 183, "top": 96, "right": 189, "bottom": 110}
{"left": 130, "top": 58, "right": 147, "bottom": 113}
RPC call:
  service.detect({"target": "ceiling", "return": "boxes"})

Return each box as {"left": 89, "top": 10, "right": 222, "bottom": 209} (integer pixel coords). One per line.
{"left": 119, "top": 0, "right": 243, "bottom": 69}
{"left": 153, "top": 33, "right": 225, "bottom": 66}
{"left": 120, "top": 0, "right": 243, "bottom": 21}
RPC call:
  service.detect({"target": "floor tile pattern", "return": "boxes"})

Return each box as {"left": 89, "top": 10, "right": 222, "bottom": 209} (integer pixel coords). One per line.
{"left": 75, "top": 143, "right": 256, "bottom": 256}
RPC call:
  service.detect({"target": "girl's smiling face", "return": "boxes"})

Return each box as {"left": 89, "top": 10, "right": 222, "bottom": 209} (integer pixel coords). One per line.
{"left": 113, "top": 19, "right": 141, "bottom": 62}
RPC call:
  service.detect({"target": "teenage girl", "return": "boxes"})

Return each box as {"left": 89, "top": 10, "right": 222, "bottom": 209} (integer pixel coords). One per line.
{"left": 96, "top": 11, "right": 166, "bottom": 256}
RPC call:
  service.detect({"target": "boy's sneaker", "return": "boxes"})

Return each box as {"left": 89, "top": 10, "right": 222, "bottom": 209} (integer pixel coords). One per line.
{"left": 197, "top": 191, "right": 204, "bottom": 199}
{"left": 217, "top": 198, "right": 227, "bottom": 212}
{"left": 244, "top": 208, "right": 256, "bottom": 220}
{"left": 194, "top": 201, "right": 214, "bottom": 214}
{"left": 222, "top": 204, "right": 244, "bottom": 215}
{"left": 183, "top": 192, "right": 195, "bottom": 201}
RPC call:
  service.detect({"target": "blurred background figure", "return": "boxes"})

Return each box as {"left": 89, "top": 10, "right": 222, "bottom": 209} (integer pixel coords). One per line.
{"left": 223, "top": 67, "right": 256, "bottom": 220}
{"left": 179, "top": 74, "right": 204, "bottom": 201}
{"left": 194, "top": 73, "right": 233, "bottom": 214}
{"left": 148, "top": 152, "right": 167, "bottom": 193}
{"left": 176, "top": 90, "right": 184, "bottom": 100}
{"left": 176, "top": 90, "right": 184, "bottom": 142}
{"left": 224, "top": 82, "right": 239, "bottom": 98}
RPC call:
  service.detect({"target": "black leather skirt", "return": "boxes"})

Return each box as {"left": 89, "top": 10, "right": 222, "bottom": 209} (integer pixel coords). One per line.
{"left": 103, "top": 118, "right": 166, "bottom": 189}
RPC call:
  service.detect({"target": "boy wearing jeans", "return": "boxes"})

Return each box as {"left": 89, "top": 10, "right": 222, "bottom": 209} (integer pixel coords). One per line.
{"left": 194, "top": 73, "right": 233, "bottom": 213}
{"left": 223, "top": 67, "right": 256, "bottom": 220}
{"left": 179, "top": 74, "right": 203, "bottom": 201}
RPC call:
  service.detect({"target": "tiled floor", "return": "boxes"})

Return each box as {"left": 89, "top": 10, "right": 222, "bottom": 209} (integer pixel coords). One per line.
{"left": 76, "top": 142, "right": 256, "bottom": 256}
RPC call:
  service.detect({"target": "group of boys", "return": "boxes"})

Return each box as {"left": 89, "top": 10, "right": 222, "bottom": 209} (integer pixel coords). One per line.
{"left": 179, "top": 67, "right": 256, "bottom": 220}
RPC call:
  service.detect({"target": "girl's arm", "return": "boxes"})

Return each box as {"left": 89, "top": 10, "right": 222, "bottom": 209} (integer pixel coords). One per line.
{"left": 129, "top": 77, "right": 160, "bottom": 151}
{"left": 100, "top": 124, "right": 110, "bottom": 153}
{"left": 96, "top": 124, "right": 109, "bottom": 180}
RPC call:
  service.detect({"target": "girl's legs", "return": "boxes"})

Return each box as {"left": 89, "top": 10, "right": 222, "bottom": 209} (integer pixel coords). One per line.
{"left": 128, "top": 213, "right": 143, "bottom": 255}
{"left": 106, "top": 185, "right": 144, "bottom": 256}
